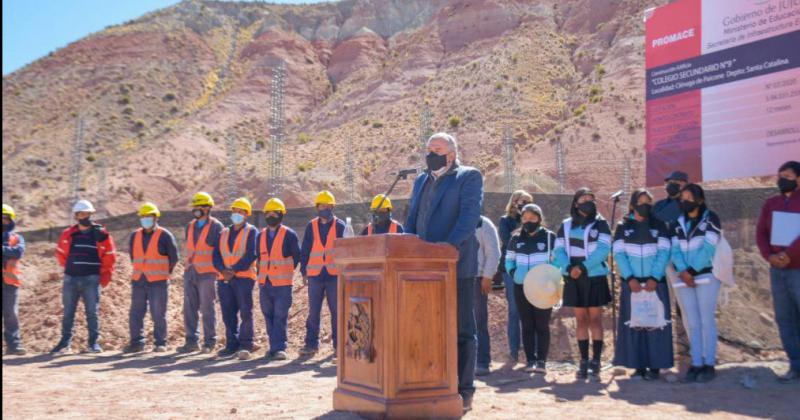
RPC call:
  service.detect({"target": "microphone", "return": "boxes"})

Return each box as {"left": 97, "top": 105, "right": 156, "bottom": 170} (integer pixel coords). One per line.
{"left": 396, "top": 167, "right": 421, "bottom": 177}
{"left": 610, "top": 190, "right": 624, "bottom": 201}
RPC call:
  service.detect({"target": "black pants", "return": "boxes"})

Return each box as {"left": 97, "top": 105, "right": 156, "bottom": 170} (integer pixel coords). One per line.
{"left": 514, "top": 284, "right": 552, "bottom": 363}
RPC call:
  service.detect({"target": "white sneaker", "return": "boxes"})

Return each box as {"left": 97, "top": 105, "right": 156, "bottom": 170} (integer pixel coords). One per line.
{"left": 238, "top": 350, "right": 252, "bottom": 361}
{"left": 153, "top": 346, "right": 167, "bottom": 353}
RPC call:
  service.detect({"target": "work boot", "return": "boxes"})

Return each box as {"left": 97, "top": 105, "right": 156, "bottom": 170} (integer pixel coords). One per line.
{"left": 122, "top": 343, "right": 145, "bottom": 354}
{"left": 682, "top": 365, "right": 702, "bottom": 383}
{"left": 272, "top": 350, "right": 288, "bottom": 361}
{"left": 50, "top": 341, "right": 71, "bottom": 355}
{"left": 238, "top": 349, "right": 252, "bottom": 361}
{"left": 299, "top": 346, "right": 317, "bottom": 356}
{"left": 697, "top": 365, "right": 716, "bottom": 383}
{"left": 176, "top": 342, "right": 200, "bottom": 354}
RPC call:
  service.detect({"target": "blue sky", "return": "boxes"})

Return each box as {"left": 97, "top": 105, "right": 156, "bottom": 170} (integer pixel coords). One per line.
{"left": 2, "top": 0, "right": 326, "bottom": 75}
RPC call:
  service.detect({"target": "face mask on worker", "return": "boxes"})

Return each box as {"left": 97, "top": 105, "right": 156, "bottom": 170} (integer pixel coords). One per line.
{"left": 425, "top": 151, "right": 448, "bottom": 173}
{"left": 318, "top": 208, "right": 333, "bottom": 220}
{"left": 192, "top": 209, "right": 205, "bottom": 219}
{"left": 78, "top": 217, "right": 93, "bottom": 227}
{"left": 680, "top": 200, "right": 699, "bottom": 213}
{"left": 666, "top": 182, "right": 681, "bottom": 197}
{"left": 523, "top": 221, "right": 540, "bottom": 233}
{"left": 635, "top": 204, "right": 652, "bottom": 219}
{"left": 577, "top": 201, "right": 596, "bottom": 218}
{"left": 230, "top": 213, "right": 245, "bottom": 225}
{"left": 778, "top": 177, "right": 798, "bottom": 193}
{"left": 2, "top": 219, "right": 13, "bottom": 232}
{"left": 140, "top": 217, "right": 155, "bottom": 229}
{"left": 265, "top": 214, "right": 282, "bottom": 227}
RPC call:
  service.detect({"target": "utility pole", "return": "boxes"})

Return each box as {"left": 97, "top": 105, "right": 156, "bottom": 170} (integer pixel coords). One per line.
{"left": 622, "top": 157, "right": 631, "bottom": 200}
{"left": 503, "top": 126, "right": 515, "bottom": 193}
{"left": 268, "top": 59, "right": 286, "bottom": 197}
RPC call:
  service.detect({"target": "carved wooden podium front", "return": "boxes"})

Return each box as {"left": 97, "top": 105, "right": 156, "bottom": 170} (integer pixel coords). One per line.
{"left": 332, "top": 234, "right": 462, "bottom": 418}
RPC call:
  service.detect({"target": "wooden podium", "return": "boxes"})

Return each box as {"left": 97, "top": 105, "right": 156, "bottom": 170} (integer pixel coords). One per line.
{"left": 332, "top": 234, "right": 462, "bottom": 418}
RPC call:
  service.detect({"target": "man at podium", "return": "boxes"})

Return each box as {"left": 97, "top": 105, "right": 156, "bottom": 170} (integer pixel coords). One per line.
{"left": 405, "top": 132, "right": 483, "bottom": 411}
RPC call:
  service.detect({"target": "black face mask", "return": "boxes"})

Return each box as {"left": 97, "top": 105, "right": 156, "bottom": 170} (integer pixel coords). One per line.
{"left": 577, "top": 201, "right": 596, "bottom": 217}
{"left": 666, "top": 182, "right": 681, "bottom": 198}
{"left": 374, "top": 212, "right": 391, "bottom": 225}
{"left": 425, "top": 152, "right": 448, "bottom": 172}
{"left": 78, "top": 217, "right": 93, "bottom": 227}
{"left": 265, "top": 214, "right": 283, "bottom": 227}
{"left": 192, "top": 209, "right": 205, "bottom": 219}
{"left": 523, "top": 221, "right": 540, "bottom": 232}
{"left": 778, "top": 177, "right": 798, "bottom": 193}
{"left": 680, "top": 200, "right": 699, "bottom": 213}
{"left": 635, "top": 204, "right": 652, "bottom": 219}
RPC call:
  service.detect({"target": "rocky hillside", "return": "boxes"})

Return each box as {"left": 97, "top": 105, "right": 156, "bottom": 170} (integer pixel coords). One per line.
{"left": 0, "top": 0, "right": 713, "bottom": 228}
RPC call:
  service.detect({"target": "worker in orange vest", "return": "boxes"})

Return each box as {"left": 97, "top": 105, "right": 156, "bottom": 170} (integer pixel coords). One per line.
{"left": 3, "top": 204, "right": 26, "bottom": 355}
{"left": 213, "top": 197, "right": 259, "bottom": 360}
{"left": 361, "top": 194, "right": 404, "bottom": 236}
{"left": 123, "top": 203, "right": 178, "bottom": 354}
{"left": 178, "top": 192, "right": 225, "bottom": 354}
{"left": 300, "top": 190, "right": 345, "bottom": 361}
{"left": 257, "top": 198, "right": 301, "bottom": 361}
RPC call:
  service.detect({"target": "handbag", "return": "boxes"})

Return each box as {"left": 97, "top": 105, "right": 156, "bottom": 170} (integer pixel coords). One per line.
{"left": 626, "top": 290, "right": 669, "bottom": 330}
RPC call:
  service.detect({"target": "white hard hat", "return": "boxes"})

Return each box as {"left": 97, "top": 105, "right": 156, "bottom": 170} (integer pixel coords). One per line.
{"left": 72, "top": 199, "right": 96, "bottom": 214}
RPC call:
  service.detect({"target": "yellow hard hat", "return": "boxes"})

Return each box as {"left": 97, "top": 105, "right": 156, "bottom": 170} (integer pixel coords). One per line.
{"left": 315, "top": 190, "right": 336, "bottom": 206}
{"left": 263, "top": 198, "right": 287, "bottom": 214}
{"left": 2, "top": 204, "right": 17, "bottom": 220}
{"left": 191, "top": 192, "right": 215, "bottom": 207}
{"left": 231, "top": 197, "right": 253, "bottom": 216}
{"left": 370, "top": 194, "right": 392, "bottom": 211}
{"left": 138, "top": 202, "right": 161, "bottom": 217}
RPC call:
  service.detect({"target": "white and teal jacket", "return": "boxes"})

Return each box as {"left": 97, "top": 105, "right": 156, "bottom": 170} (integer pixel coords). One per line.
{"left": 613, "top": 216, "right": 671, "bottom": 281}
{"left": 505, "top": 227, "right": 557, "bottom": 285}
{"left": 553, "top": 215, "right": 611, "bottom": 277}
{"left": 670, "top": 208, "right": 722, "bottom": 277}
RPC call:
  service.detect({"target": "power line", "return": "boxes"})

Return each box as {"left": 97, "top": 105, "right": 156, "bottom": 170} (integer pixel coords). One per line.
{"left": 268, "top": 59, "right": 286, "bottom": 197}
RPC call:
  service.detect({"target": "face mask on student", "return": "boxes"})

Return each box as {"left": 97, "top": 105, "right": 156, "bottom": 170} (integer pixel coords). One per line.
{"left": 523, "top": 221, "right": 540, "bottom": 232}
{"left": 778, "top": 177, "right": 797, "bottom": 193}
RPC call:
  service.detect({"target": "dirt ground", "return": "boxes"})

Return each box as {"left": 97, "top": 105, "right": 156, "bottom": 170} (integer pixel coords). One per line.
{"left": 2, "top": 243, "right": 796, "bottom": 419}
{"left": 2, "top": 354, "right": 796, "bottom": 419}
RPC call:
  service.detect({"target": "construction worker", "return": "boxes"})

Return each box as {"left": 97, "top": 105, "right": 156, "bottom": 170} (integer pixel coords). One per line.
{"left": 178, "top": 192, "right": 224, "bottom": 354}
{"left": 3, "top": 204, "right": 26, "bottom": 355}
{"left": 257, "top": 198, "right": 301, "bottom": 360}
{"left": 213, "top": 197, "right": 258, "bottom": 360}
{"left": 51, "top": 199, "right": 116, "bottom": 355}
{"left": 300, "top": 190, "right": 345, "bottom": 361}
{"left": 361, "top": 194, "right": 404, "bottom": 235}
{"left": 123, "top": 203, "right": 178, "bottom": 354}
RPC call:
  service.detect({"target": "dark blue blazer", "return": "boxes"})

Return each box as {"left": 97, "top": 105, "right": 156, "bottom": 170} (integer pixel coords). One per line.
{"left": 405, "top": 164, "right": 483, "bottom": 278}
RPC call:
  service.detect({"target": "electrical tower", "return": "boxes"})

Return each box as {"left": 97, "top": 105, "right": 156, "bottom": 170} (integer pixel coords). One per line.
{"left": 555, "top": 139, "right": 566, "bottom": 194}
{"left": 226, "top": 134, "right": 238, "bottom": 201}
{"left": 622, "top": 157, "right": 631, "bottom": 200}
{"left": 68, "top": 117, "right": 85, "bottom": 221}
{"left": 419, "top": 104, "right": 432, "bottom": 159}
{"left": 268, "top": 60, "right": 286, "bottom": 197}
{"left": 344, "top": 136, "right": 355, "bottom": 202}
{"left": 503, "top": 126, "right": 515, "bottom": 193}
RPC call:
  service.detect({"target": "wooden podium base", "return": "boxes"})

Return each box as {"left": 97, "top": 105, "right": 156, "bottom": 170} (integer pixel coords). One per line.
{"left": 333, "top": 388, "right": 463, "bottom": 419}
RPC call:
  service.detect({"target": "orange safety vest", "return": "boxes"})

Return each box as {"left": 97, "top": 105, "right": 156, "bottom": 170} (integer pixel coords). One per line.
{"left": 186, "top": 218, "right": 220, "bottom": 278}
{"left": 131, "top": 227, "right": 170, "bottom": 282}
{"left": 257, "top": 226, "right": 295, "bottom": 286}
{"left": 367, "top": 220, "right": 400, "bottom": 235}
{"left": 219, "top": 225, "right": 257, "bottom": 280}
{"left": 3, "top": 234, "right": 21, "bottom": 287}
{"left": 307, "top": 217, "right": 338, "bottom": 277}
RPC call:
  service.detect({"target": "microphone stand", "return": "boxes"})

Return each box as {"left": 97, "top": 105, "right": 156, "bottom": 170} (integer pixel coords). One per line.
{"left": 372, "top": 170, "right": 417, "bottom": 225}
{"left": 609, "top": 194, "right": 622, "bottom": 344}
